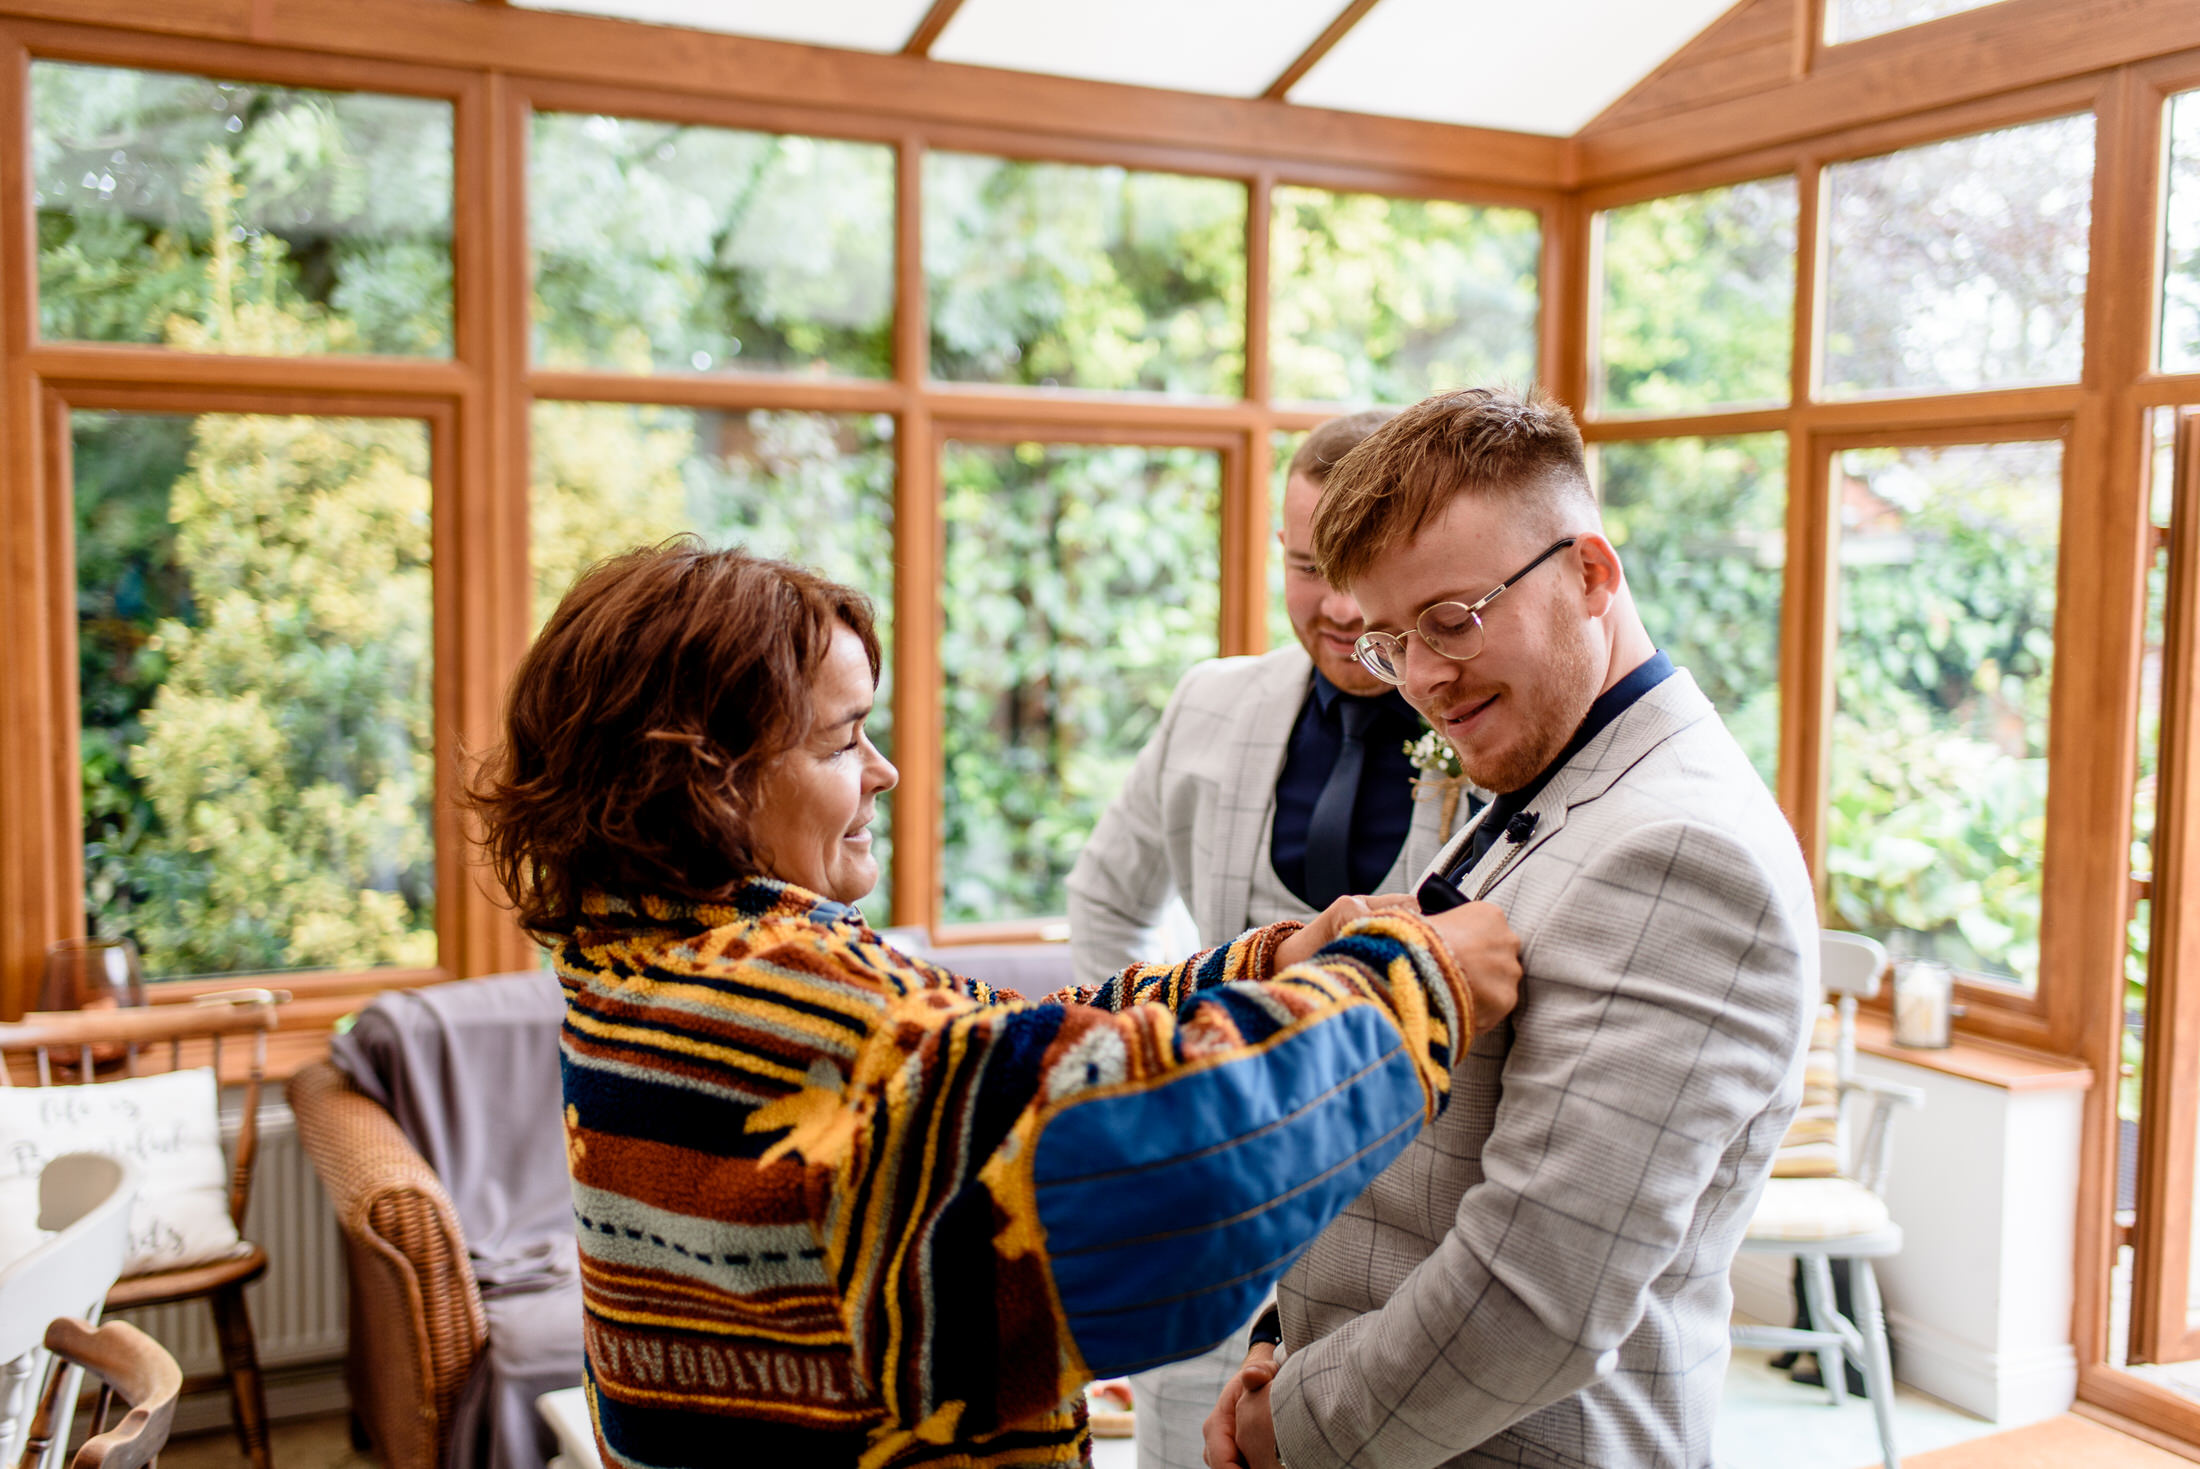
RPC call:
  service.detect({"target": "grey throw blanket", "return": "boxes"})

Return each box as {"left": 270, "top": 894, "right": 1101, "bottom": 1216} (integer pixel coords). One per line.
{"left": 331, "top": 970, "right": 582, "bottom": 1469}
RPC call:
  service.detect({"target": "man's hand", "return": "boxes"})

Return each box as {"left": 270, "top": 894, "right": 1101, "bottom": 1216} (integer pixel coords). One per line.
{"left": 1235, "top": 1358, "right": 1283, "bottom": 1469}
{"left": 1422, "top": 899, "right": 1522, "bottom": 1037}
{"left": 1271, "top": 892, "right": 1419, "bottom": 972}
{"left": 1201, "top": 1343, "right": 1278, "bottom": 1469}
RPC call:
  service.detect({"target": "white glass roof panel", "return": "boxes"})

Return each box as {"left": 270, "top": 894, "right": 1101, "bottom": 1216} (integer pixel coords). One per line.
{"left": 1289, "top": 0, "right": 1739, "bottom": 137}
{"left": 931, "top": 0, "right": 1345, "bottom": 99}
{"left": 506, "top": 0, "right": 937, "bottom": 53}
{"left": 1827, "top": 0, "right": 2010, "bottom": 46}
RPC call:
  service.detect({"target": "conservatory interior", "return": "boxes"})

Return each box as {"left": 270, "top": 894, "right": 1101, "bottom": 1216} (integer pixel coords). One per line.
{"left": 3, "top": 0, "right": 2200, "bottom": 1465}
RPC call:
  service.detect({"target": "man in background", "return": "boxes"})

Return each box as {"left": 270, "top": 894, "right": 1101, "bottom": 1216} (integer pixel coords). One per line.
{"left": 1206, "top": 387, "right": 1815, "bottom": 1469}
{"left": 1067, "top": 409, "right": 1481, "bottom": 1469}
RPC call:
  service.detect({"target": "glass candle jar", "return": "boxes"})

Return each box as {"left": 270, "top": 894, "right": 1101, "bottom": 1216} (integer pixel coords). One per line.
{"left": 1891, "top": 958, "right": 1954, "bottom": 1048}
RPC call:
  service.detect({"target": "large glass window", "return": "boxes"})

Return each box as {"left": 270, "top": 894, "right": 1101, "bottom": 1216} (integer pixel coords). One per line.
{"left": 1825, "top": 440, "right": 2062, "bottom": 990}
{"left": 1594, "top": 436, "right": 1786, "bottom": 783}
{"left": 939, "top": 442, "right": 1221, "bottom": 923}
{"left": 1269, "top": 186, "right": 1539, "bottom": 406}
{"left": 924, "top": 154, "right": 1246, "bottom": 396}
{"left": 76, "top": 410, "right": 436, "bottom": 979}
{"left": 1596, "top": 178, "right": 1796, "bottom": 414}
{"left": 530, "top": 402, "right": 898, "bottom": 918}
{"left": 530, "top": 114, "right": 894, "bottom": 377}
{"left": 2161, "top": 90, "right": 2200, "bottom": 375}
{"left": 32, "top": 62, "right": 453, "bottom": 356}
{"left": 1822, "top": 115, "right": 2094, "bottom": 398}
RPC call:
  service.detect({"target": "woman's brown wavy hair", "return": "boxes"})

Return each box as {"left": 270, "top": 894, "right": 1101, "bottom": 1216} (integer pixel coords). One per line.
{"left": 466, "top": 537, "right": 880, "bottom": 938}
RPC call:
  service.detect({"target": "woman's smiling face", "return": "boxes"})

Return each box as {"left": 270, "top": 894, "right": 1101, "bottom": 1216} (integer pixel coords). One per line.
{"left": 748, "top": 622, "right": 898, "bottom": 904}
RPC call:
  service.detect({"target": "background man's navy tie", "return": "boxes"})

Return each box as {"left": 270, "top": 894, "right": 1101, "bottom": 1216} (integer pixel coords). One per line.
{"left": 1304, "top": 697, "right": 1378, "bottom": 908}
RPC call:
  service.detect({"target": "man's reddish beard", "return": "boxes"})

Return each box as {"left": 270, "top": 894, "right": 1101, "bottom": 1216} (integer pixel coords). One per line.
{"left": 1456, "top": 606, "right": 1601, "bottom": 795}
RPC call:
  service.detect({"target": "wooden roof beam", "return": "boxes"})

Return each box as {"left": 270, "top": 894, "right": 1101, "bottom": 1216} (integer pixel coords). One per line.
{"left": 901, "top": 0, "right": 965, "bottom": 59}
{"left": 1576, "top": 0, "right": 2200, "bottom": 185}
{"left": 1263, "top": 0, "right": 1382, "bottom": 101}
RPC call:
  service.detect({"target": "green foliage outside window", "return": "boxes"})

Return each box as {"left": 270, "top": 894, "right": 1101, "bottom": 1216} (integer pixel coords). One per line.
{"left": 940, "top": 443, "right": 1220, "bottom": 922}
{"left": 1597, "top": 178, "right": 1795, "bottom": 414}
{"left": 529, "top": 402, "right": 900, "bottom": 922}
{"left": 530, "top": 114, "right": 894, "bottom": 377}
{"left": 1595, "top": 437, "right": 1785, "bottom": 785}
{"left": 69, "top": 135, "right": 438, "bottom": 978}
{"left": 1269, "top": 185, "right": 1539, "bottom": 405}
{"left": 78, "top": 408, "right": 436, "bottom": 979}
{"left": 924, "top": 153, "right": 1246, "bottom": 395}
{"left": 49, "top": 62, "right": 2108, "bottom": 985}
{"left": 33, "top": 61, "right": 452, "bottom": 355}
{"left": 1826, "top": 442, "right": 2061, "bottom": 989}
{"left": 1823, "top": 115, "right": 2094, "bottom": 397}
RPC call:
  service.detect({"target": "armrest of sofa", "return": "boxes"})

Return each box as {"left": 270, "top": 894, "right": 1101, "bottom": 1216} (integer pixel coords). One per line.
{"left": 289, "top": 1060, "right": 489, "bottom": 1469}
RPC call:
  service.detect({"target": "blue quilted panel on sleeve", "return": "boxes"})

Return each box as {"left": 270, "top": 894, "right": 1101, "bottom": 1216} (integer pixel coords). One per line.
{"left": 1031, "top": 1004, "right": 1425, "bottom": 1376}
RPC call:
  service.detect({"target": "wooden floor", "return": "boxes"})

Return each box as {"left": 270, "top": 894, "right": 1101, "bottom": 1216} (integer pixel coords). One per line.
{"left": 1896, "top": 1413, "right": 2197, "bottom": 1467}
{"left": 155, "top": 1417, "right": 371, "bottom": 1469}
{"left": 148, "top": 1405, "right": 2199, "bottom": 1469}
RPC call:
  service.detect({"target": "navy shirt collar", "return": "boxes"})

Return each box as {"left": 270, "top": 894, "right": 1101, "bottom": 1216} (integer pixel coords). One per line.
{"left": 1452, "top": 650, "right": 1675, "bottom": 876}
{"left": 1566, "top": 649, "right": 1675, "bottom": 773}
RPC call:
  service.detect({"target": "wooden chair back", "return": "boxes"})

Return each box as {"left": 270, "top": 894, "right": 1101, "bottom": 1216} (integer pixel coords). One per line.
{"left": 0, "top": 991, "right": 281, "bottom": 1229}
{"left": 14, "top": 1320, "right": 180, "bottom": 1469}
{"left": 1818, "top": 930, "right": 1889, "bottom": 1088}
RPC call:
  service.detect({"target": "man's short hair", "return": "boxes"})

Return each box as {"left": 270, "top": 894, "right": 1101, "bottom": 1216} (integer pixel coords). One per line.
{"left": 1311, "top": 387, "right": 1595, "bottom": 587}
{"left": 1288, "top": 408, "right": 1398, "bottom": 487}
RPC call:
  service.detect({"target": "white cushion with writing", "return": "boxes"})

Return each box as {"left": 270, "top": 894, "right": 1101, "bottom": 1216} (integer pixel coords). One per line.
{"left": 0, "top": 1068, "right": 242, "bottom": 1276}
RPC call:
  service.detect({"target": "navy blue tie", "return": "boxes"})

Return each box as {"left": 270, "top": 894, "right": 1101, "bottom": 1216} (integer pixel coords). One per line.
{"left": 1304, "top": 698, "right": 1378, "bottom": 909}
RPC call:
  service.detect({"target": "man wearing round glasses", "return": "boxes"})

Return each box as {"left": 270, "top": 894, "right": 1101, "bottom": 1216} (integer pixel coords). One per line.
{"left": 1206, "top": 388, "right": 1817, "bottom": 1469}
{"left": 1068, "top": 409, "right": 1497, "bottom": 1469}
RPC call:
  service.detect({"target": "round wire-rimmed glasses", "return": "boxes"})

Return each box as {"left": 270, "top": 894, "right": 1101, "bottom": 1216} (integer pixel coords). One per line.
{"left": 1351, "top": 537, "right": 1579, "bottom": 685}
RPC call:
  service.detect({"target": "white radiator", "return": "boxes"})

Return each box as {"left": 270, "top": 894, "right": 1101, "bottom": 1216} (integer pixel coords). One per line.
{"left": 110, "top": 1095, "right": 350, "bottom": 1425}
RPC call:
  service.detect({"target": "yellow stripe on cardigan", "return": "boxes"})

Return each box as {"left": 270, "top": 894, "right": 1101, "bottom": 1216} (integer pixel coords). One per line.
{"left": 563, "top": 1005, "right": 812, "bottom": 1087}
{"left": 575, "top": 938, "right": 891, "bottom": 1028}
{"left": 574, "top": 969, "right": 875, "bottom": 1050}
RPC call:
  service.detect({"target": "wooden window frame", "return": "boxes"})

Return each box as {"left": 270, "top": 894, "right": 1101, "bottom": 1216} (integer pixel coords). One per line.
{"left": 1569, "top": 25, "right": 2200, "bottom": 1448}
{"left": 0, "top": 5, "right": 1565, "bottom": 1015}
{"left": 12, "top": 0, "right": 2200, "bottom": 1446}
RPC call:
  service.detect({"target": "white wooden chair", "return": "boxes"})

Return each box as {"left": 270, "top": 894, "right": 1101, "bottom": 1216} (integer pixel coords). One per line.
{"left": 1732, "top": 930, "right": 1925, "bottom": 1469}
{"left": 0, "top": 1155, "right": 139, "bottom": 1469}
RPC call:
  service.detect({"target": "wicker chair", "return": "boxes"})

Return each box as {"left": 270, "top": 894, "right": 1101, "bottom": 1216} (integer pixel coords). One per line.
{"left": 286, "top": 1060, "right": 486, "bottom": 1469}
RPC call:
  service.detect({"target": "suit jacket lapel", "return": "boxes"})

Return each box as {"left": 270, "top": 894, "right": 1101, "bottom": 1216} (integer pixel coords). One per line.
{"left": 1454, "top": 671, "right": 1717, "bottom": 901}
{"left": 1202, "top": 649, "right": 1312, "bottom": 940}
{"left": 1420, "top": 800, "right": 1492, "bottom": 886}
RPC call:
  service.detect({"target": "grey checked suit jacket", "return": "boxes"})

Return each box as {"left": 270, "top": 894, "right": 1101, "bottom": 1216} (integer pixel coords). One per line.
{"left": 1273, "top": 669, "right": 1818, "bottom": 1469}
{"left": 1065, "top": 645, "right": 1459, "bottom": 987}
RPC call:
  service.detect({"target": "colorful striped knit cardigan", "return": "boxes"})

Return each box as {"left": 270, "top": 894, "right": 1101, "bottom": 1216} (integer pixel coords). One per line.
{"left": 558, "top": 879, "right": 1471, "bottom": 1469}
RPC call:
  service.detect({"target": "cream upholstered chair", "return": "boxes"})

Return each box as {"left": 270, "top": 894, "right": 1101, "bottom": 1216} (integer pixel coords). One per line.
{"left": 0, "top": 1155, "right": 139, "bottom": 1469}
{"left": 1732, "top": 930, "right": 1924, "bottom": 1469}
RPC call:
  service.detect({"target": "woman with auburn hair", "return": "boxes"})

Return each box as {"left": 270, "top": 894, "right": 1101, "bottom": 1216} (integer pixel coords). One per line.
{"left": 468, "top": 538, "right": 1521, "bottom": 1469}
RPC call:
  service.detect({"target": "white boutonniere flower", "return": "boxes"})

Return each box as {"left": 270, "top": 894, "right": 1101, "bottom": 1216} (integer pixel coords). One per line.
{"left": 1404, "top": 727, "right": 1463, "bottom": 780}
{"left": 1404, "top": 726, "right": 1473, "bottom": 834}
